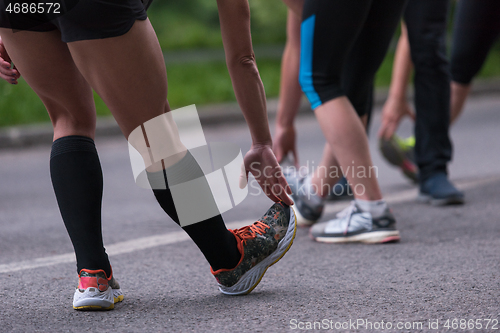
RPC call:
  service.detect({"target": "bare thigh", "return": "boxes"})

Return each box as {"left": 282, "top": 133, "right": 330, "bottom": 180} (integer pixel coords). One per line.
{"left": 67, "top": 19, "right": 170, "bottom": 139}
{"left": 0, "top": 29, "right": 96, "bottom": 140}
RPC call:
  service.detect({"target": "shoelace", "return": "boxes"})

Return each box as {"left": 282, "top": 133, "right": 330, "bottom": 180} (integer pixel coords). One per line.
{"left": 335, "top": 201, "right": 357, "bottom": 235}
{"left": 232, "top": 221, "right": 270, "bottom": 244}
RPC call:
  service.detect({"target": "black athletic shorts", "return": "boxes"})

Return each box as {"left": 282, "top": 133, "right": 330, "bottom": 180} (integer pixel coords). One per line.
{"left": 450, "top": 0, "right": 500, "bottom": 84}
{"left": 0, "top": 0, "right": 148, "bottom": 42}
{"left": 299, "top": 0, "right": 405, "bottom": 114}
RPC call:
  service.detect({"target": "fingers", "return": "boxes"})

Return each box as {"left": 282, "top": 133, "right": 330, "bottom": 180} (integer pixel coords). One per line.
{"left": 247, "top": 163, "right": 293, "bottom": 204}
{"left": 277, "top": 170, "right": 293, "bottom": 203}
{"left": 0, "top": 41, "right": 19, "bottom": 83}
{"left": 384, "top": 121, "right": 397, "bottom": 140}
{"left": 378, "top": 120, "right": 389, "bottom": 139}
{"left": 378, "top": 119, "right": 397, "bottom": 141}
{"left": 378, "top": 108, "right": 391, "bottom": 139}
{"left": 0, "top": 58, "right": 19, "bottom": 84}
{"left": 258, "top": 165, "right": 293, "bottom": 205}
{"left": 257, "top": 175, "right": 293, "bottom": 206}
{"left": 239, "top": 161, "right": 249, "bottom": 189}
{"left": 280, "top": 174, "right": 292, "bottom": 196}
{"left": 272, "top": 140, "right": 289, "bottom": 165}
{"left": 243, "top": 145, "right": 294, "bottom": 205}
{"left": 379, "top": 105, "right": 401, "bottom": 140}
{"left": 379, "top": 98, "right": 412, "bottom": 139}
{"left": 263, "top": 182, "right": 282, "bottom": 203}
{"left": 273, "top": 126, "right": 297, "bottom": 165}
{"left": 255, "top": 175, "right": 280, "bottom": 202}
{"left": 407, "top": 110, "right": 416, "bottom": 121}
{"left": 274, "top": 147, "right": 283, "bottom": 164}
{"left": 377, "top": 125, "right": 385, "bottom": 139}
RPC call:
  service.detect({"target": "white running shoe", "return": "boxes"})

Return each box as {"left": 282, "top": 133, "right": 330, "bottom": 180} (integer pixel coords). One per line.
{"left": 310, "top": 201, "right": 401, "bottom": 244}
{"left": 73, "top": 269, "right": 123, "bottom": 310}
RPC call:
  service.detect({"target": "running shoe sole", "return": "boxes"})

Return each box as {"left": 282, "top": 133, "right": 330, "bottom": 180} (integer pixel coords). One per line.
{"left": 417, "top": 193, "right": 465, "bottom": 206}
{"left": 73, "top": 287, "right": 124, "bottom": 310}
{"left": 289, "top": 195, "right": 319, "bottom": 227}
{"left": 313, "top": 230, "right": 400, "bottom": 244}
{"left": 218, "top": 208, "right": 297, "bottom": 296}
{"left": 113, "top": 288, "right": 124, "bottom": 303}
{"left": 293, "top": 203, "right": 317, "bottom": 227}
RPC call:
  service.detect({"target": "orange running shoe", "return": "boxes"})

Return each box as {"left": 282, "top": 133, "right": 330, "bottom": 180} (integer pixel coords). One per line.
{"left": 212, "top": 202, "right": 297, "bottom": 295}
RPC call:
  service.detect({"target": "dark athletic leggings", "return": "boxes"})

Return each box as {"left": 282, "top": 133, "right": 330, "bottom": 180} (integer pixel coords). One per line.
{"left": 403, "top": 0, "right": 452, "bottom": 182}
{"left": 299, "top": 0, "right": 407, "bottom": 117}
{"left": 450, "top": 0, "right": 500, "bottom": 85}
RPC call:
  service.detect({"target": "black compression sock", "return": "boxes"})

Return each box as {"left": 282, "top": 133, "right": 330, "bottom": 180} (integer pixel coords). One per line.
{"left": 50, "top": 136, "right": 111, "bottom": 277}
{"left": 148, "top": 153, "right": 240, "bottom": 271}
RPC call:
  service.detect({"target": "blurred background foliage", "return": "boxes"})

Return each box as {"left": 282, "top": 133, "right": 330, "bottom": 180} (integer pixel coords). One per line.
{"left": 148, "top": 0, "right": 288, "bottom": 50}
{"left": 0, "top": 0, "right": 499, "bottom": 127}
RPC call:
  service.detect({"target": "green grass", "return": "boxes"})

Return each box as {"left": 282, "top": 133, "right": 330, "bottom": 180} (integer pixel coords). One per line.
{"left": 1, "top": 48, "right": 500, "bottom": 127}
{"left": 0, "top": 82, "right": 113, "bottom": 127}
{"left": 148, "top": 9, "right": 224, "bottom": 51}
{"left": 475, "top": 49, "right": 500, "bottom": 79}
{"left": 375, "top": 53, "right": 396, "bottom": 87}
{"left": 2, "top": 1, "right": 499, "bottom": 128}
{"left": 167, "top": 59, "right": 282, "bottom": 110}
{"left": 147, "top": 0, "right": 287, "bottom": 51}
{"left": 0, "top": 59, "right": 284, "bottom": 127}
{"left": 0, "top": 81, "right": 48, "bottom": 127}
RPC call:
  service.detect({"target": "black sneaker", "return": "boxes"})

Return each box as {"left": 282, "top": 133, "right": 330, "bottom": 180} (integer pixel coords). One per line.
{"left": 326, "top": 177, "right": 354, "bottom": 201}
{"left": 284, "top": 172, "right": 324, "bottom": 226}
{"left": 418, "top": 173, "right": 464, "bottom": 206}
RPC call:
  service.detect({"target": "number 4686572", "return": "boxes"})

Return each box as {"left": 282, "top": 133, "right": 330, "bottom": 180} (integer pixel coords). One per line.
{"left": 5, "top": 2, "right": 61, "bottom": 14}
{"left": 443, "top": 318, "right": 498, "bottom": 330}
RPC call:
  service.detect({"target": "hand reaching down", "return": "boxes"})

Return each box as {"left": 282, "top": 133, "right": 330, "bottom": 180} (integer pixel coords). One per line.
{"left": 0, "top": 36, "right": 20, "bottom": 84}
{"left": 240, "top": 144, "right": 293, "bottom": 206}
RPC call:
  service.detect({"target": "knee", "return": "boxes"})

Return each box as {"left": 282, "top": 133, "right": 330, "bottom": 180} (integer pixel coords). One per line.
{"left": 45, "top": 100, "right": 96, "bottom": 139}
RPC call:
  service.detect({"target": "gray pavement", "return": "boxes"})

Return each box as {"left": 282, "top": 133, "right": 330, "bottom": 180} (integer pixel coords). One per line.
{"left": 0, "top": 95, "right": 499, "bottom": 332}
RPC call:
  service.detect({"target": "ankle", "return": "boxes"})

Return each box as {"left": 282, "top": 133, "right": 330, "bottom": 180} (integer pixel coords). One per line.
{"left": 355, "top": 199, "right": 388, "bottom": 219}
{"left": 303, "top": 176, "right": 326, "bottom": 203}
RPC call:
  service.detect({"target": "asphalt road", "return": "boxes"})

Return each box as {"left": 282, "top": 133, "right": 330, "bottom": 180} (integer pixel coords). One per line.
{"left": 0, "top": 95, "right": 499, "bottom": 332}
